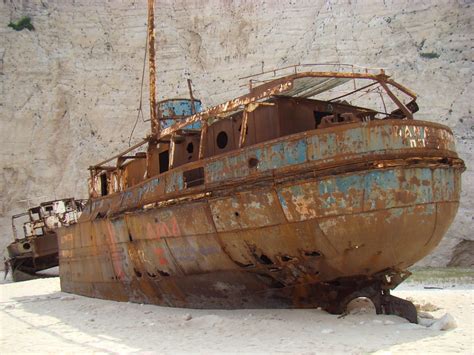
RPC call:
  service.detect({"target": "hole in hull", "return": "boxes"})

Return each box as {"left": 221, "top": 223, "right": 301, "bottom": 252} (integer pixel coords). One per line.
{"left": 234, "top": 260, "right": 255, "bottom": 268}
{"left": 280, "top": 255, "right": 295, "bottom": 262}
{"left": 258, "top": 254, "right": 273, "bottom": 265}
{"left": 248, "top": 157, "right": 259, "bottom": 168}
{"left": 304, "top": 251, "right": 322, "bottom": 257}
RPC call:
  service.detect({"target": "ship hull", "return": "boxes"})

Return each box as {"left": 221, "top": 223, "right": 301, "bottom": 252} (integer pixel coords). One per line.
{"left": 58, "top": 120, "right": 463, "bottom": 313}
{"left": 7, "top": 232, "right": 58, "bottom": 281}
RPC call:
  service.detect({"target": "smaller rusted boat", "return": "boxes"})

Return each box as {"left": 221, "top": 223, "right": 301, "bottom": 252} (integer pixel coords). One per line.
{"left": 6, "top": 198, "right": 85, "bottom": 281}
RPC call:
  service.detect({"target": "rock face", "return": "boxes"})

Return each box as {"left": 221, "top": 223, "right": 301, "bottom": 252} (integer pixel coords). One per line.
{"left": 448, "top": 240, "right": 474, "bottom": 267}
{"left": 0, "top": 0, "right": 472, "bottom": 266}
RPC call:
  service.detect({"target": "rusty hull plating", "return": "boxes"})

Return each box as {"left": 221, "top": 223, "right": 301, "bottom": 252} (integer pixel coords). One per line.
{"left": 58, "top": 68, "right": 465, "bottom": 324}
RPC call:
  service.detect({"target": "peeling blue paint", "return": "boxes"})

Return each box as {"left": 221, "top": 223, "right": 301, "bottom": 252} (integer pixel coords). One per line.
{"left": 419, "top": 168, "right": 433, "bottom": 203}
{"left": 334, "top": 174, "right": 364, "bottom": 194}
{"left": 158, "top": 99, "right": 202, "bottom": 118}
{"left": 206, "top": 160, "right": 225, "bottom": 182}
{"left": 364, "top": 170, "right": 399, "bottom": 192}
{"left": 268, "top": 143, "right": 285, "bottom": 169}
{"left": 158, "top": 99, "right": 202, "bottom": 129}
{"left": 166, "top": 171, "right": 184, "bottom": 193}
{"left": 433, "top": 168, "right": 455, "bottom": 201}
{"left": 319, "top": 133, "right": 336, "bottom": 158}
{"left": 277, "top": 191, "right": 288, "bottom": 210}
{"left": 307, "top": 135, "right": 319, "bottom": 160}
{"left": 368, "top": 126, "right": 386, "bottom": 151}
{"left": 253, "top": 145, "right": 276, "bottom": 170}
{"left": 345, "top": 128, "right": 364, "bottom": 153}
{"left": 285, "top": 140, "right": 307, "bottom": 165}
{"left": 137, "top": 177, "right": 161, "bottom": 202}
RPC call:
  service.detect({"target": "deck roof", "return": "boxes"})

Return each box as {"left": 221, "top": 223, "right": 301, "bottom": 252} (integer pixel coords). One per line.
{"left": 159, "top": 71, "right": 393, "bottom": 138}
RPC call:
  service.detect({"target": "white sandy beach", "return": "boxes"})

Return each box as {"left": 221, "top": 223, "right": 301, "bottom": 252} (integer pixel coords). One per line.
{"left": 0, "top": 275, "right": 472, "bottom": 354}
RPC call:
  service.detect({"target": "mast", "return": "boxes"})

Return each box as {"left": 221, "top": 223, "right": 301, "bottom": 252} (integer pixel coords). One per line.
{"left": 147, "top": 0, "right": 159, "bottom": 137}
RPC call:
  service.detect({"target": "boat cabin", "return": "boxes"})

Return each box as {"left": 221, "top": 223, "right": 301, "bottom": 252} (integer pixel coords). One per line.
{"left": 89, "top": 68, "right": 418, "bottom": 198}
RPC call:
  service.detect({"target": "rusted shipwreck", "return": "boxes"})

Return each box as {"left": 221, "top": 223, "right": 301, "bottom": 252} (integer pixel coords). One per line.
{"left": 57, "top": 5, "right": 464, "bottom": 324}
{"left": 7, "top": 198, "right": 85, "bottom": 281}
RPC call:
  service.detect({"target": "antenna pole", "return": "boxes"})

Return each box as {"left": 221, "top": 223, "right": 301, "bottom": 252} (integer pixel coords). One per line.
{"left": 187, "top": 78, "right": 196, "bottom": 114}
{"left": 147, "top": 0, "right": 159, "bottom": 137}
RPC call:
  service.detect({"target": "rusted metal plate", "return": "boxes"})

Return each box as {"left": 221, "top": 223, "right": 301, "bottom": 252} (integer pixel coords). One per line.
{"left": 209, "top": 190, "right": 285, "bottom": 232}
{"left": 129, "top": 238, "right": 179, "bottom": 278}
{"left": 166, "top": 234, "right": 236, "bottom": 275}
{"left": 205, "top": 153, "right": 250, "bottom": 183}
{"left": 254, "top": 139, "right": 308, "bottom": 171}
{"left": 277, "top": 166, "right": 458, "bottom": 224}
{"left": 277, "top": 174, "right": 365, "bottom": 222}
{"left": 165, "top": 170, "right": 184, "bottom": 194}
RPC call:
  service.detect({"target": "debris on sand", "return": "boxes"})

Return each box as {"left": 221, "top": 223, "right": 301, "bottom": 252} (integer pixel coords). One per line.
{"left": 429, "top": 313, "right": 457, "bottom": 331}
{"left": 321, "top": 328, "right": 334, "bottom": 334}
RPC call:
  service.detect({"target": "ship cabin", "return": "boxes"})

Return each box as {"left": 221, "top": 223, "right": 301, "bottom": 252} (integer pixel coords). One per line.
{"left": 11, "top": 198, "right": 85, "bottom": 240}
{"left": 88, "top": 69, "right": 418, "bottom": 200}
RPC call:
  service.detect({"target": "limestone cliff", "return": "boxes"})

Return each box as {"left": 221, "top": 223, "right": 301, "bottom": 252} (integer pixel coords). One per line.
{"left": 0, "top": 0, "right": 472, "bottom": 266}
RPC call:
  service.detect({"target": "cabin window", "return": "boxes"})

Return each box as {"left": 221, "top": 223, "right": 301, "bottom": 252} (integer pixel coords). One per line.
{"left": 183, "top": 167, "right": 204, "bottom": 187}
{"left": 314, "top": 111, "right": 332, "bottom": 128}
{"left": 216, "top": 131, "right": 228, "bottom": 149}
{"left": 159, "top": 150, "right": 169, "bottom": 173}
{"left": 100, "top": 173, "right": 108, "bottom": 196}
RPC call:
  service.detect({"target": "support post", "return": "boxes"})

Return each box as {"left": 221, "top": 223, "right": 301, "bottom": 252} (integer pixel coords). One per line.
{"left": 187, "top": 78, "right": 196, "bottom": 115}
{"left": 239, "top": 108, "right": 249, "bottom": 148}
{"left": 198, "top": 122, "right": 208, "bottom": 159}
{"left": 379, "top": 81, "right": 413, "bottom": 119}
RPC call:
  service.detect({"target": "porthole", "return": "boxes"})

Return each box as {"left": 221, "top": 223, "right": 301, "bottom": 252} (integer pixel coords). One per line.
{"left": 248, "top": 157, "right": 259, "bottom": 168}
{"left": 186, "top": 142, "right": 194, "bottom": 154}
{"left": 216, "top": 131, "right": 228, "bottom": 149}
